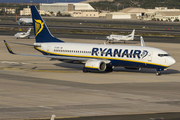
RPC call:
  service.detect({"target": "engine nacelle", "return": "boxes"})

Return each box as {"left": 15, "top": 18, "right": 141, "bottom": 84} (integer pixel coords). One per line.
{"left": 85, "top": 60, "right": 107, "bottom": 71}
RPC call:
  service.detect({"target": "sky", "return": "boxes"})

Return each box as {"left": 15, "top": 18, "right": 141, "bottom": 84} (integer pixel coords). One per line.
{"left": 0, "top": 0, "right": 83, "bottom": 3}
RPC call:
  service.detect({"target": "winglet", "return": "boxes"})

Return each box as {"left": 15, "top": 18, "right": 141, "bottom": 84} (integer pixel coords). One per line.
{"left": 140, "top": 36, "right": 145, "bottom": 47}
{"left": 4, "top": 40, "right": 15, "bottom": 54}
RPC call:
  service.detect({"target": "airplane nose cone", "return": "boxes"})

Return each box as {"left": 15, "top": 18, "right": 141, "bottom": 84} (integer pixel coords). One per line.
{"left": 168, "top": 57, "right": 176, "bottom": 66}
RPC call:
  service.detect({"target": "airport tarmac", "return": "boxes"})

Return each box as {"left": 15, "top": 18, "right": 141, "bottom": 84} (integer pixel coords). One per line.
{"left": 0, "top": 36, "right": 180, "bottom": 120}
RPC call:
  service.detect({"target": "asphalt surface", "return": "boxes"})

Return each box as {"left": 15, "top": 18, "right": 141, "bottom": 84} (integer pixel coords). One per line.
{"left": 2, "top": 16, "right": 180, "bottom": 29}
{"left": 0, "top": 36, "right": 180, "bottom": 120}
{"left": 0, "top": 18, "right": 180, "bottom": 120}
{"left": 0, "top": 72, "right": 180, "bottom": 120}
{"left": 39, "top": 113, "right": 180, "bottom": 120}
{"left": 53, "top": 33, "right": 180, "bottom": 43}
{"left": 1, "top": 30, "right": 180, "bottom": 43}
{"left": 2, "top": 16, "right": 180, "bottom": 36}
{"left": 1, "top": 23, "right": 180, "bottom": 35}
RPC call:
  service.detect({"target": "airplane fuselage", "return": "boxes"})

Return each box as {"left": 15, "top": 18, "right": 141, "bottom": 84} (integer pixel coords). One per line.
{"left": 34, "top": 42, "right": 175, "bottom": 70}
{"left": 4, "top": 6, "right": 175, "bottom": 75}
{"left": 107, "top": 35, "right": 133, "bottom": 41}
{"left": 14, "top": 32, "right": 30, "bottom": 38}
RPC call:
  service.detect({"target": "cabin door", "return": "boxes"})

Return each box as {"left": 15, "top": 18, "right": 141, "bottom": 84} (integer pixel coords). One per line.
{"left": 148, "top": 51, "right": 153, "bottom": 62}
{"left": 47, "top": 46, "right": 51, "bottom": 55}
{"left": 165, "top": 57, "right": 168, "bottom": 64}
{"left": 47, "top": 46, "right": 50, "bottom": 52}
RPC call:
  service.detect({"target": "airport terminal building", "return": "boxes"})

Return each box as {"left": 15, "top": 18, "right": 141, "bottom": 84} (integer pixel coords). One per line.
{"left": 19, "top": 4, "right": 180, "bottom": 21}
{"left": 40, "top": 3, "right": 99, "bottom": 17}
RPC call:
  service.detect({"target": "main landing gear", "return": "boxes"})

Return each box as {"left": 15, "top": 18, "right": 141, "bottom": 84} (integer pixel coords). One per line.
{"left": 83, "top": 67, "right": 89, "bottom": 73}
{"left": 105, "top": 66, "right": 113, "bottom": 72}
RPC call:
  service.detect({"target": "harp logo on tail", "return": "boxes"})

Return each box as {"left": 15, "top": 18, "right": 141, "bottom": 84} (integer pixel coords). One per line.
{"left": 34, "top": 19, "right": 44, "bottom": 36}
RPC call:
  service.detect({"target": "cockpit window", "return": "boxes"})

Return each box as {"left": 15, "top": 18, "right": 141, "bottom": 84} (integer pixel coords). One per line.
{"left": 158, "top": 54, "right": 170, "bottom": 57}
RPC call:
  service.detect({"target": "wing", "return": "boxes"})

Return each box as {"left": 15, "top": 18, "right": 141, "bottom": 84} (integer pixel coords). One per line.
{"left": 7, "top": 41, "right": 41, "bottom": 47}
{"left": 4, "top": 40, "right": 88, "bottom": 61}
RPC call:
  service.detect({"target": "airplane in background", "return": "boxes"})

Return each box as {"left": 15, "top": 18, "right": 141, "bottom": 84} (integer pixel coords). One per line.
{"left": 4, "top": 6, "right": 176, "bottom": 75}
{"left": 14, "top": 28, "right": 32, "bottom": 39}
{"left": 106, "top": 29, "right": 136, "bottom": 43}
{"left": 18, "top": 18, "right": 33, "bottom": 25}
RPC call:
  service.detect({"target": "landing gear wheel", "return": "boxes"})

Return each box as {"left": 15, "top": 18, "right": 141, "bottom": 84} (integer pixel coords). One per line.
{"left": 83, "top": 68, "right": 88, "bottom": 73}
{"left": 105, "top": 66, "right": 113, "bottom": 72}
{"left": 156, "top": 71, "right": 161, "bottom": 76}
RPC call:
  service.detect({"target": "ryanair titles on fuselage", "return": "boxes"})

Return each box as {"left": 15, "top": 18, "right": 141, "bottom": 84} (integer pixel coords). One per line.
{"left": 91, "top": 48, "right": 148, "bottom": 59}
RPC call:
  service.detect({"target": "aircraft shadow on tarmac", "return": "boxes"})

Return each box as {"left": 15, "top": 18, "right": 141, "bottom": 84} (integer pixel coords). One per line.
{"left": 114, "top": 68, "right": 180, "bottom": 75}
{"left": 54, "top": 63, "right": 180, "bottom": 75}
{"left": 54, "top": 63, "right": 84, "bottom": 70}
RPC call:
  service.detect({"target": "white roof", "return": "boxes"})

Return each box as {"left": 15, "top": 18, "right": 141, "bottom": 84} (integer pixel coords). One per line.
{"left": 41, "top": 3, "right": 94, "bottom": 11}
{"left": 109, "top": 12, "right": 131, "bottom": 15}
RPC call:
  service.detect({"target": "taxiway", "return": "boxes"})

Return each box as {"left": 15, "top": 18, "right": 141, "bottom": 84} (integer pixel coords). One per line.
{"left": 0, "top": 35, "right": 180, "bottom": 119}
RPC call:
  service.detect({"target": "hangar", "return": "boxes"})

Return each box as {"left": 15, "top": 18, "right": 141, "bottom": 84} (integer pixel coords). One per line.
{"left": 40, "top": 3, "right": 95, "bottom": 13}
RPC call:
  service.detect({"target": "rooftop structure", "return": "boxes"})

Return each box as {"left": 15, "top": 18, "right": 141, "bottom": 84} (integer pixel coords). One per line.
{"left": 40, "top": 3, "right": 95, "bottom": 14}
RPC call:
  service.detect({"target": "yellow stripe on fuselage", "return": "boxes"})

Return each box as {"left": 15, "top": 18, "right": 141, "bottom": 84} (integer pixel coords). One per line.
{"left": 35, "top": 47, "right": 169, "bottom": 68}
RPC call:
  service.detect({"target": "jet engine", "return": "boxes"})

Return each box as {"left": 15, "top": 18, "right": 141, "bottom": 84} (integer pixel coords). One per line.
{"left": 84, "top": 60, "right": 111, "bottom": 72}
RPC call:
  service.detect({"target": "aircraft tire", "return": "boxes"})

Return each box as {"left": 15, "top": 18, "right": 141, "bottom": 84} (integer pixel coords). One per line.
{"left": 156, "top": 71, "right": 161, "bottom": 76}
{"left": 83, "top": 68, "right": 89, "bottom": 73}
{"left": 105, "top": 66, "right": 113, "bottom": 72}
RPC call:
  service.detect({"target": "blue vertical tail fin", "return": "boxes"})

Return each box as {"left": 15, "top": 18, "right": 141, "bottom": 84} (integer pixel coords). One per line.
{"left": 30, "top": 6, "right": 64, "bottom": 43}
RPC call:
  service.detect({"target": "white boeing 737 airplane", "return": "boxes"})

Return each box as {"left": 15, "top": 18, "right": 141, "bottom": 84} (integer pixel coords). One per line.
{"left": 14, "top": 28, "right": 31, "bottom": 39}
{"left": 106, "top": 29, "right": 135, "bottom": 43}
{"left": 4, "top": 6, "right": 176, "bottom": 75}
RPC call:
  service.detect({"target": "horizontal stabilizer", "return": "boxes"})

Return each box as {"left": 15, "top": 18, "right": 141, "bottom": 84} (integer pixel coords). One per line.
{"left": 4, "top": 40, "right": 88, "bottom": 61}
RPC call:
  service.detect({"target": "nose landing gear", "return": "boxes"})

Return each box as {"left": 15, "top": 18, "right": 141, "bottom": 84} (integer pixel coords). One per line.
{"left": 156, "top": 68, "right": 164, "bottom": 76}
{"left": 156, "top": 71, "right": 161, "bottom": 76}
